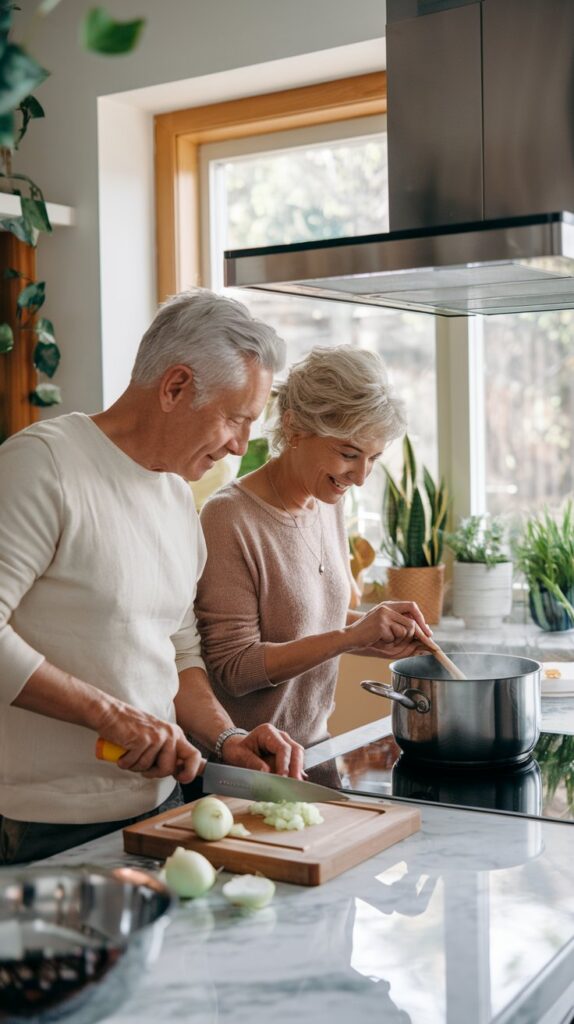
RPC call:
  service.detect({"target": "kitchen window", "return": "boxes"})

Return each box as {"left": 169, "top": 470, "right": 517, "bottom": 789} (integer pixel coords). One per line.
{"left": 482, "top": 311, "right": 574, "bottom": 517}
{"left": 154, "top": 75, "right": 437, "bottom": 548}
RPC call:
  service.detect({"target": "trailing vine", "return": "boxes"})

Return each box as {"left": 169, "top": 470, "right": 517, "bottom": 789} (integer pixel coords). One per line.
{"left": 0, "top": 3, "right": 145, "bottom": 410}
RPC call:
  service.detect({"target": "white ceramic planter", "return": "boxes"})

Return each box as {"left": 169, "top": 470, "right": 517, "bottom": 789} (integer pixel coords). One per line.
{"left": 452, "top": 561, "right": 513, "bottom": 629}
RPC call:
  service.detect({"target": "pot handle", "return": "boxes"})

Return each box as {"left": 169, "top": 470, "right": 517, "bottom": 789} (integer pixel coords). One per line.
{"left": 361, "top": 680, "right": 431, "bottom": 714}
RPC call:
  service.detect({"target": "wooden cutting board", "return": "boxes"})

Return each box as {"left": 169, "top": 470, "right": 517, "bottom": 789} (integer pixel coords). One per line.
{"left": 123, "top": 796, "right": 421, "bottom": 886}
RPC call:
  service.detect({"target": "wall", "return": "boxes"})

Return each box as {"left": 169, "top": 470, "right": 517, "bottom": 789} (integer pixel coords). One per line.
{"left": 328, "top": 654, "right": 391, "bottom": 735}
{"left": 17, "top": 0, "right": 385, "bottom": 411}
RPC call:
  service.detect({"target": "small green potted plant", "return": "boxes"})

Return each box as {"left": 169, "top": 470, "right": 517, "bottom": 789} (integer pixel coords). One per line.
{"left": 381, "top": 435, "right": 449, "bottom": 624}
{"left": 513, "top": 502, "right": 574, "bottom": 632}
{"left": 445, "top": 515, "right": 513, "bottom": 629}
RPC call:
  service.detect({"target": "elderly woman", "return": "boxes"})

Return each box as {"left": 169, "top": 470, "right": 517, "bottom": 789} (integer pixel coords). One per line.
{"left": 195, "top": 345, "right": 430, "bottom": 748}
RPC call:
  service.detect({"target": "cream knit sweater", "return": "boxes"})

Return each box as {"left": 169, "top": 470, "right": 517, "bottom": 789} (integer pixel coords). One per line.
{"left": 0, "top": 414, "right": 206, "bottom": 823}
{"left": 196, "top": 480, "right": 351, "bottom": 747}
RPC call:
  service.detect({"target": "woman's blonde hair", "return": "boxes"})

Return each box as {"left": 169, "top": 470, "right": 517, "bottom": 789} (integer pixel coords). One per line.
{"left": 270, "top": 345, "right": 406, "bottom": 452}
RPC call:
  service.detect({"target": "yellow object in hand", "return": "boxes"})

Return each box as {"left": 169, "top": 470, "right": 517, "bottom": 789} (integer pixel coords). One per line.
{"left": 95, "top": 738, "right": 127, "bottom": 762}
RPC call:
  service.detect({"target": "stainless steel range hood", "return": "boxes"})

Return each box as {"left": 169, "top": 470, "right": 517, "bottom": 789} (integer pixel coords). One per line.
{"left": 225, "top": 0, "right": 574, "bottom": 316}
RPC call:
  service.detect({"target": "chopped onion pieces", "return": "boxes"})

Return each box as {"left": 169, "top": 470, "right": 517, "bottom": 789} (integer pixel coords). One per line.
{"left": 229, "top": 822, "right": 251, "bottom": 838}
{"left": 248, "top": 800, "right": 324, "bottom": 831}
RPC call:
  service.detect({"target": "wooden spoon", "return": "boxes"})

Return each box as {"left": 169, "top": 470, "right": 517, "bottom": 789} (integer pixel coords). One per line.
{"left": 413, "top": 623, "right": 467, "bottom": 680}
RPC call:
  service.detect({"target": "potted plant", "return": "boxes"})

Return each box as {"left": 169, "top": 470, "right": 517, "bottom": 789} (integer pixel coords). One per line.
{"left": 444, "top": 514, "right": 513, "bottom": 629}
{"left": 513, "top": 502, "right": 574, "bottom": 632}
{"left": 381, "top": 435, "right": 449, "bottom": 624}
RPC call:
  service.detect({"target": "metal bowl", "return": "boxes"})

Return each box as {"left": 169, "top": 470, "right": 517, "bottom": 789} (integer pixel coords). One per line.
{"left": 0, "top": 865, "right": 173, "bottom": 1024}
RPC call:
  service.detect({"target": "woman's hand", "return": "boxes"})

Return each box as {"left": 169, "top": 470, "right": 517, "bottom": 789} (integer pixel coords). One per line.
{"left": 345, "top": 600, "right": 432, "bottom": 652}
{"left": 361, "top": 635, "right": 429, "bottom": 659}
{"left": 221, "top": 724, "right": 305, "bottom": 779}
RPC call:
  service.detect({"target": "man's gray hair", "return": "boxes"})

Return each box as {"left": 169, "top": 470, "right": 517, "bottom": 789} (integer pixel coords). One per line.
{"left": 131, "top": 288, "right": 286, "bottom": 405}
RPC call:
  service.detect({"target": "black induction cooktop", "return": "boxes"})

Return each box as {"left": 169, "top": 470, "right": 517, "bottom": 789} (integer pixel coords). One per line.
{"left": 306, "top": 730, "right": 574, "bottom": 824}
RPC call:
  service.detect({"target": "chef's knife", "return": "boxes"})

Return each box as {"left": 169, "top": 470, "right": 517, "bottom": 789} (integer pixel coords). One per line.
{"left": 95, "top": 739, "right": 348, "bottom": 802}
{"left": 202, "top": 761, "right": 350, "bottom": 803}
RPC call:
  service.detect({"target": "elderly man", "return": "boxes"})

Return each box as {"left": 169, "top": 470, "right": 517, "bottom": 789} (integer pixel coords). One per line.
{"left": 0, "top": 288, "right": 303, "bottom": 865}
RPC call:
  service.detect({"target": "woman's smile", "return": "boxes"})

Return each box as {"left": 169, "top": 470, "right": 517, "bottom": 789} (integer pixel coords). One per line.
{"left": 327, "top": 474, "right": 349, "bottom": 494}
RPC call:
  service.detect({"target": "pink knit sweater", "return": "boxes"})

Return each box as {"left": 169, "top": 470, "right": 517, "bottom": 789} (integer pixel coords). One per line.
{"left": 195, "top": 480, "right": 351, "bottom": 746}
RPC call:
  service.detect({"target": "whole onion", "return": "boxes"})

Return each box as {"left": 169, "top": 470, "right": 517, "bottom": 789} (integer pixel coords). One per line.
{"left": 191, "top": 796, "right": 234, "bottom": 841}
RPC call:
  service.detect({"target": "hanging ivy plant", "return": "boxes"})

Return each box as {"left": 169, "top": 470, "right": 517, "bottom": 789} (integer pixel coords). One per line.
{"left": 0, "top": 3, "right": 146, "bottom": 411}
{"left": 9, "top": 266, "right": 61, "bottom": 398}
{"left": 82, "top": 8, "right": 145, "bottom": 54}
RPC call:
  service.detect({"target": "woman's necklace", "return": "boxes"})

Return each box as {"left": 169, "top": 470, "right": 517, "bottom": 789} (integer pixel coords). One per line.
{"left": 266, "top": 462, "right": 325, "bottom": 575}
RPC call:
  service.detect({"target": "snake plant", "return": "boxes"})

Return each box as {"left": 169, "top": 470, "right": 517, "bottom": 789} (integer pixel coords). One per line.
{"left": 381, "top": 435, "right": 449, "bottom": 567}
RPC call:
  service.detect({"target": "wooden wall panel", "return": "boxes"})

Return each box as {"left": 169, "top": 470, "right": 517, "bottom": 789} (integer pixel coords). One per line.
{"left": 0, "top": 234, "right": 38, "bottom": 440}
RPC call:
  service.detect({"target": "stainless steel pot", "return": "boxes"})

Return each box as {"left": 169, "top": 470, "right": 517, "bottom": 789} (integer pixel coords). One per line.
{"left": 361, "top": 652, "right": 541, "bottom": 766}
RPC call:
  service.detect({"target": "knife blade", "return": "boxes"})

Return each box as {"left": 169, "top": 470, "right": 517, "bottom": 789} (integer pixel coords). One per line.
{"left": 202, "top": 762, "right": 350, "bottom": 803}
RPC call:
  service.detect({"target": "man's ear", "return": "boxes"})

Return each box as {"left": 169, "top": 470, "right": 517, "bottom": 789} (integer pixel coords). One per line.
{"left": 159, "top": 364, "right": 195, "bottom": 411}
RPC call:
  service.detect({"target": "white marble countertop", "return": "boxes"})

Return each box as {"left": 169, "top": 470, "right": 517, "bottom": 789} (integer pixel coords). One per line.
{"left": 43, "top": 756, "right": 574, "bottom": 1023}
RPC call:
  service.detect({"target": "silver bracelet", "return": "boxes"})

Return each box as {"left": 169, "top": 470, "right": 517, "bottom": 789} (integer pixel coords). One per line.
{"left": 213, "top": 727, "right": 248, "bottom": 761}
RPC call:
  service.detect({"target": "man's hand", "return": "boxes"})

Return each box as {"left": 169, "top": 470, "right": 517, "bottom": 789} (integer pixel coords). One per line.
{"left": 97, "top": 703, "right": 203, "bottom": 784}
{"left": 221, "top": 723, "right": 305, "bottom": 779}
{"left": 14, "top": 661, "right": 203, "bottom": 785}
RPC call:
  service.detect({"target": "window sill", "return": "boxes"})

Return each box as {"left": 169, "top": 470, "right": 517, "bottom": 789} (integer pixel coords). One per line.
{"left": 432, "top": 616, "right": 574, "bottom": 661}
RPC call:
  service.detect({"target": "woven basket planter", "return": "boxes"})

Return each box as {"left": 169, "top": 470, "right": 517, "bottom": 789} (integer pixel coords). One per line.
{"left": 385, "top": 564, "right": 445, "bottom": 625}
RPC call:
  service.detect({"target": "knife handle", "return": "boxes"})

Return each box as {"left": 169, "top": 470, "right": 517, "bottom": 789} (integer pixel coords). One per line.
{"left": 95, "top": 737, "right": 206, "bottom": 776}
{"left": 95, "top": 737, "right": 126, "bottom": 762}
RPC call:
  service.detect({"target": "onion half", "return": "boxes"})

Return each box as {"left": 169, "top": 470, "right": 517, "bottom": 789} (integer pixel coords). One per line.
{"left": 222, "top": 874, "right": 276, "bottom": 910}
{"left": 164, "top": 846, "right": 216, "bottom": 898}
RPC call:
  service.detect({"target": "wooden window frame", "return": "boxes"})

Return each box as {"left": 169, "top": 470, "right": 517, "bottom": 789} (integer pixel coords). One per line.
{"left": 154, "top": 71, "right": 386, "bottom": 302}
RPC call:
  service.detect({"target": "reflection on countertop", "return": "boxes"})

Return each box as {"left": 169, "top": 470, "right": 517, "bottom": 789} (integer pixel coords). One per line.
{"left": 37, "top": 782, "right": 574, "bottom": 1023}
{"left": 307, "top": 699, "right": 574, "bottom": 824}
